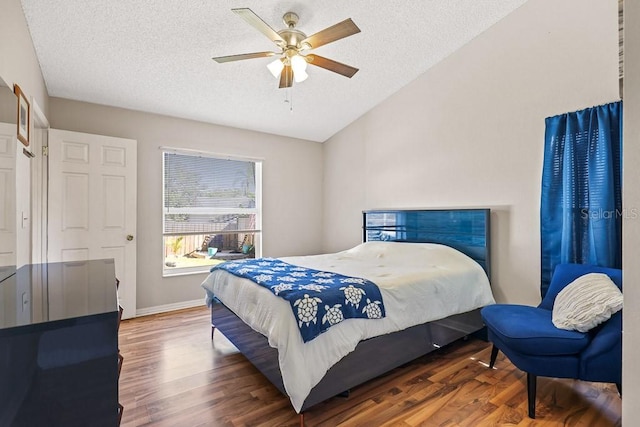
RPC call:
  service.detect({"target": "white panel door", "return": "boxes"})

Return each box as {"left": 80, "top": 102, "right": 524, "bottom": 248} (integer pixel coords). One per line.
{"left": 48, "top": 129, "right": 137, "bottom": 319}
{"left": 0, "top": 122, "right": 16, "bottom": 269}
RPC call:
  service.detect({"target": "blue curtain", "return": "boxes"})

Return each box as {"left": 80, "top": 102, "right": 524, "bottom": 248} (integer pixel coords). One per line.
{"left": 540, "top": 101, "right": 622, "bottom": 297}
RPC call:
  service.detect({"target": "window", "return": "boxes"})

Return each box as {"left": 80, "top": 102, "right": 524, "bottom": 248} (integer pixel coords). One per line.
{"left": 162, "top": 150, "right": 262, "bottom": 276}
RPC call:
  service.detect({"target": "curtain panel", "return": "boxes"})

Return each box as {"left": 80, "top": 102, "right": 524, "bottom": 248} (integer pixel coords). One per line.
{"left": 540, "top": 101, "right": 622, "bottom": 297}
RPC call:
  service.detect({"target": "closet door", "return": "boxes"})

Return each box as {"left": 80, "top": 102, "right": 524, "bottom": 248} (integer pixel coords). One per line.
{"left": 48, "top": 129, "right": 137, "bottom": 319}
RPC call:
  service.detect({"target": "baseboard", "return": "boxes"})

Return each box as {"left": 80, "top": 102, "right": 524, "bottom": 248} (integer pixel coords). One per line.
{"left": 135, "top": 299, "right": 204, "bottom": 317}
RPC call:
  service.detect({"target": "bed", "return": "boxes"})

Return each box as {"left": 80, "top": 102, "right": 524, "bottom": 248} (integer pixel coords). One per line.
{"left": 201, "top": 208, "right": 494, "bottom": 422}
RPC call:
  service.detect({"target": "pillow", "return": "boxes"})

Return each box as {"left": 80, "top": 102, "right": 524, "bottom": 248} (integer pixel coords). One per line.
{"left": 552, "top": 272, "right": 623, "bottom": 332}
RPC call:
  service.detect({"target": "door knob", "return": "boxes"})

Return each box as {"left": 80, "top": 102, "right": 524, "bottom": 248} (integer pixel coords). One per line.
{"left": 126, "top": 235, "right": 134, "bottom": 241}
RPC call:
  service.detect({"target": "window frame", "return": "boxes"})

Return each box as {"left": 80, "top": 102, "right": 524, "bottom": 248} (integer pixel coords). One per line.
{"left": 161, "top": 148, "right": 262, "bottom": 277}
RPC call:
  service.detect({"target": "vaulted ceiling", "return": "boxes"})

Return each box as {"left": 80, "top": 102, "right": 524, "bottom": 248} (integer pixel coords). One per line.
{"left": 21, "top": 0, "right": 528, "bottom": 142}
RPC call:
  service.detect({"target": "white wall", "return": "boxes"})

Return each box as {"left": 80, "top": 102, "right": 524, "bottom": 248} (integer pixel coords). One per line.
{"left": 0, "top": 0, "right": 49, "bottom": 119}
{"left": 0, "top": 0, "right": 50, "bottom": 267}
{"left": 623, "top": 0, "right": 640, "bottom": 420}
{"left": 322, "top": 0, "right": 619, "bottom": 307}
{"left": 49, "top": 98, "right": 324, "bottom": 310}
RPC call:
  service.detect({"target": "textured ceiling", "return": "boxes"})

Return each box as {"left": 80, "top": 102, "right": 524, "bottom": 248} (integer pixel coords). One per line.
{"left": 20, "top": 0, "right": 527, "bottom": 142}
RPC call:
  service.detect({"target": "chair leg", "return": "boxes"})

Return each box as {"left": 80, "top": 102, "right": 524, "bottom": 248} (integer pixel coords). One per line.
{"left": 527, "top": 373, "right": 536, "bottom": 419}
{"left": 211, "top": 325, "right": 215, "bottom": 340}
{"left": 489, "top": 345, "right": 499, "bottom": 368}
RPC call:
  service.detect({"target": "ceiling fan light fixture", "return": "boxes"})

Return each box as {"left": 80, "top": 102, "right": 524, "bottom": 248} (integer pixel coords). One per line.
{"left": 294, "top": 68, "right": 308, "bottom": 83}
{"left": 291, "top": 54, "right": 308, "bottom": 83}
{"left": 267, "top": 58, "right": 284, "bottom": 78}
{"left": 291, "top": 53, "right": 307, "bottom": 71}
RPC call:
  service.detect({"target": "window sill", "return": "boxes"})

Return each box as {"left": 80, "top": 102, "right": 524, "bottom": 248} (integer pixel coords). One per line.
{"left": 162, "top": 267, "right": 212, "bottom": 278}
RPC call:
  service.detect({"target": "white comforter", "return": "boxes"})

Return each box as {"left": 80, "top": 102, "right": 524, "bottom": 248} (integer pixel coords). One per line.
{"left": 201, "top": 241, "right": 495, "bottom": 412}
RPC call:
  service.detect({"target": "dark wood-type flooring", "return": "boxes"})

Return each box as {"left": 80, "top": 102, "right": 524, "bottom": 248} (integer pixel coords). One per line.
{"left": 118, "top": 306, "right": 621, "bottom": 426}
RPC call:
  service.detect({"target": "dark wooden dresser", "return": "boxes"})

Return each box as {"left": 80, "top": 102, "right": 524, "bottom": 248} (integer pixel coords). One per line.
{"left": 0, "top": 259, "right": 120, "bottom": 426}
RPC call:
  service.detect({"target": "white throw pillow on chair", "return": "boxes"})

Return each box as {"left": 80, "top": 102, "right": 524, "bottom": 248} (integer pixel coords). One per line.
{"left": 552, "top": 272, "right": 623, "bottom": 333}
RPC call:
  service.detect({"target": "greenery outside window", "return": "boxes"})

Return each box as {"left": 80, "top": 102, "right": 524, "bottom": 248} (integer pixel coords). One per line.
{"left": 162, "top": 150, "right": 262, "bottom": 276}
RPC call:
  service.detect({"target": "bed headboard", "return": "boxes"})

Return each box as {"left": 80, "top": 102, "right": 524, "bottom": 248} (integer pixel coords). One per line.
{"left": 362, "top": 209, "right": 491, "bottom": 279}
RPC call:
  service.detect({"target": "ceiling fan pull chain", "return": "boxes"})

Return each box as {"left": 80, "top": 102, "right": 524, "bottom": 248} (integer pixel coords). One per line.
{"left": 284, "top": 87, "right": 294, "bottom": 112}
{"left": 289, "top": 88, "right": 294, "bottom": 112}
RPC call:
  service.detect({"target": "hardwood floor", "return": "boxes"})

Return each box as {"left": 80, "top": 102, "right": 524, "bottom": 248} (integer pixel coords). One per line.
{"left": 118, "top": 307, "right": 621, "bottom": 426}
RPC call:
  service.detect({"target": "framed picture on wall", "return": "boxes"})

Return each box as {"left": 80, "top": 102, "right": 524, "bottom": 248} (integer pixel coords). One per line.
{"left": 14, "top": 84, "right": 30, "bottom": 146}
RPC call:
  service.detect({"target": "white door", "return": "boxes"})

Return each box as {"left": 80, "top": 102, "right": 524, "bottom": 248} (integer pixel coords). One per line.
{"left": 0, "top": 122, "right": 16, "bottom": 269}
{"left": 48, "top": 129, "right": 137, "bottom": 319}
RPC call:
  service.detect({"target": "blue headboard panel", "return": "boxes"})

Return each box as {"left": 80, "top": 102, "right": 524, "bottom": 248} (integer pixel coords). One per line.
{"left": 362, "top": 209, "right": 491, "bottom": 279}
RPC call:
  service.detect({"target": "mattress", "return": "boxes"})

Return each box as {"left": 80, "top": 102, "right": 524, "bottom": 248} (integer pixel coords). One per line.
{"left": 201, "top": 241, "right": 495, "bottom": 412}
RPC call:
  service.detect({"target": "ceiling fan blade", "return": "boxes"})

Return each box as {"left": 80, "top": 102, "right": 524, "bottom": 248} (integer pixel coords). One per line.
{"left": 212, "top": 51, "right": 277, "bottom": 63}
{"left": 301, "top": 18, "right": 360, "bottom": 50}
{"left": 279, "top": 65, "right": 293, "bottom": 88}
{"left": 232, "top": 8, "right": 286, "bottom": 47}
{"left": 306, "top": 54, "right": 359, "bottom": 78}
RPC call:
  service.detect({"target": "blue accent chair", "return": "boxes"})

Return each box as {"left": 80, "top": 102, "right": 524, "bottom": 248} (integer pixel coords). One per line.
{"left": 481, "top": 263, "right": 622, "bottom": 419}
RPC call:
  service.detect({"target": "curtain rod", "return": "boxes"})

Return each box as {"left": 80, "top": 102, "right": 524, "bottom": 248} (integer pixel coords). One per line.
{"left": 545, "top": 99, "right": 622, "bottom": 120}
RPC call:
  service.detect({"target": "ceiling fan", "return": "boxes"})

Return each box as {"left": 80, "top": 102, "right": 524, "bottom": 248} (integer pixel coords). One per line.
{"left": 212, "top": 8, "right": 361, "bottom": 88}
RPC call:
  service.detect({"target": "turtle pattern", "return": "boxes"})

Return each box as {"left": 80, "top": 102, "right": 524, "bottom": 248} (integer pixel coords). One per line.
{"left": 294, "top": 294, "right": 323, "bottom": 327}
{"left": 340, "top": 277, "right": 367, "bottom": 285}
{"left": 271, "top": 283, "right": 293, "bottom": 295}
{"left": 236, "top": 267, "right": 254, "bottom": 275}
{"left": 362, "top": 298, "right": 383, "bottom": 319}
{"left": 213, "top": 258, "right": 385, "bottom": 342}
{"left": 254, "top": 273, "right": 273, "bottom": 282}
{"left": 312, "top": 271, "right": 335, "bottom": 278}
{"left": 340, "top": 284, "right": 366, "bottom": 307}
{"left": 322, "top": 304, "right": 344, "bottom": 325}
{"left": 299, "top": 284, "right": 329, "bottom": 292}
